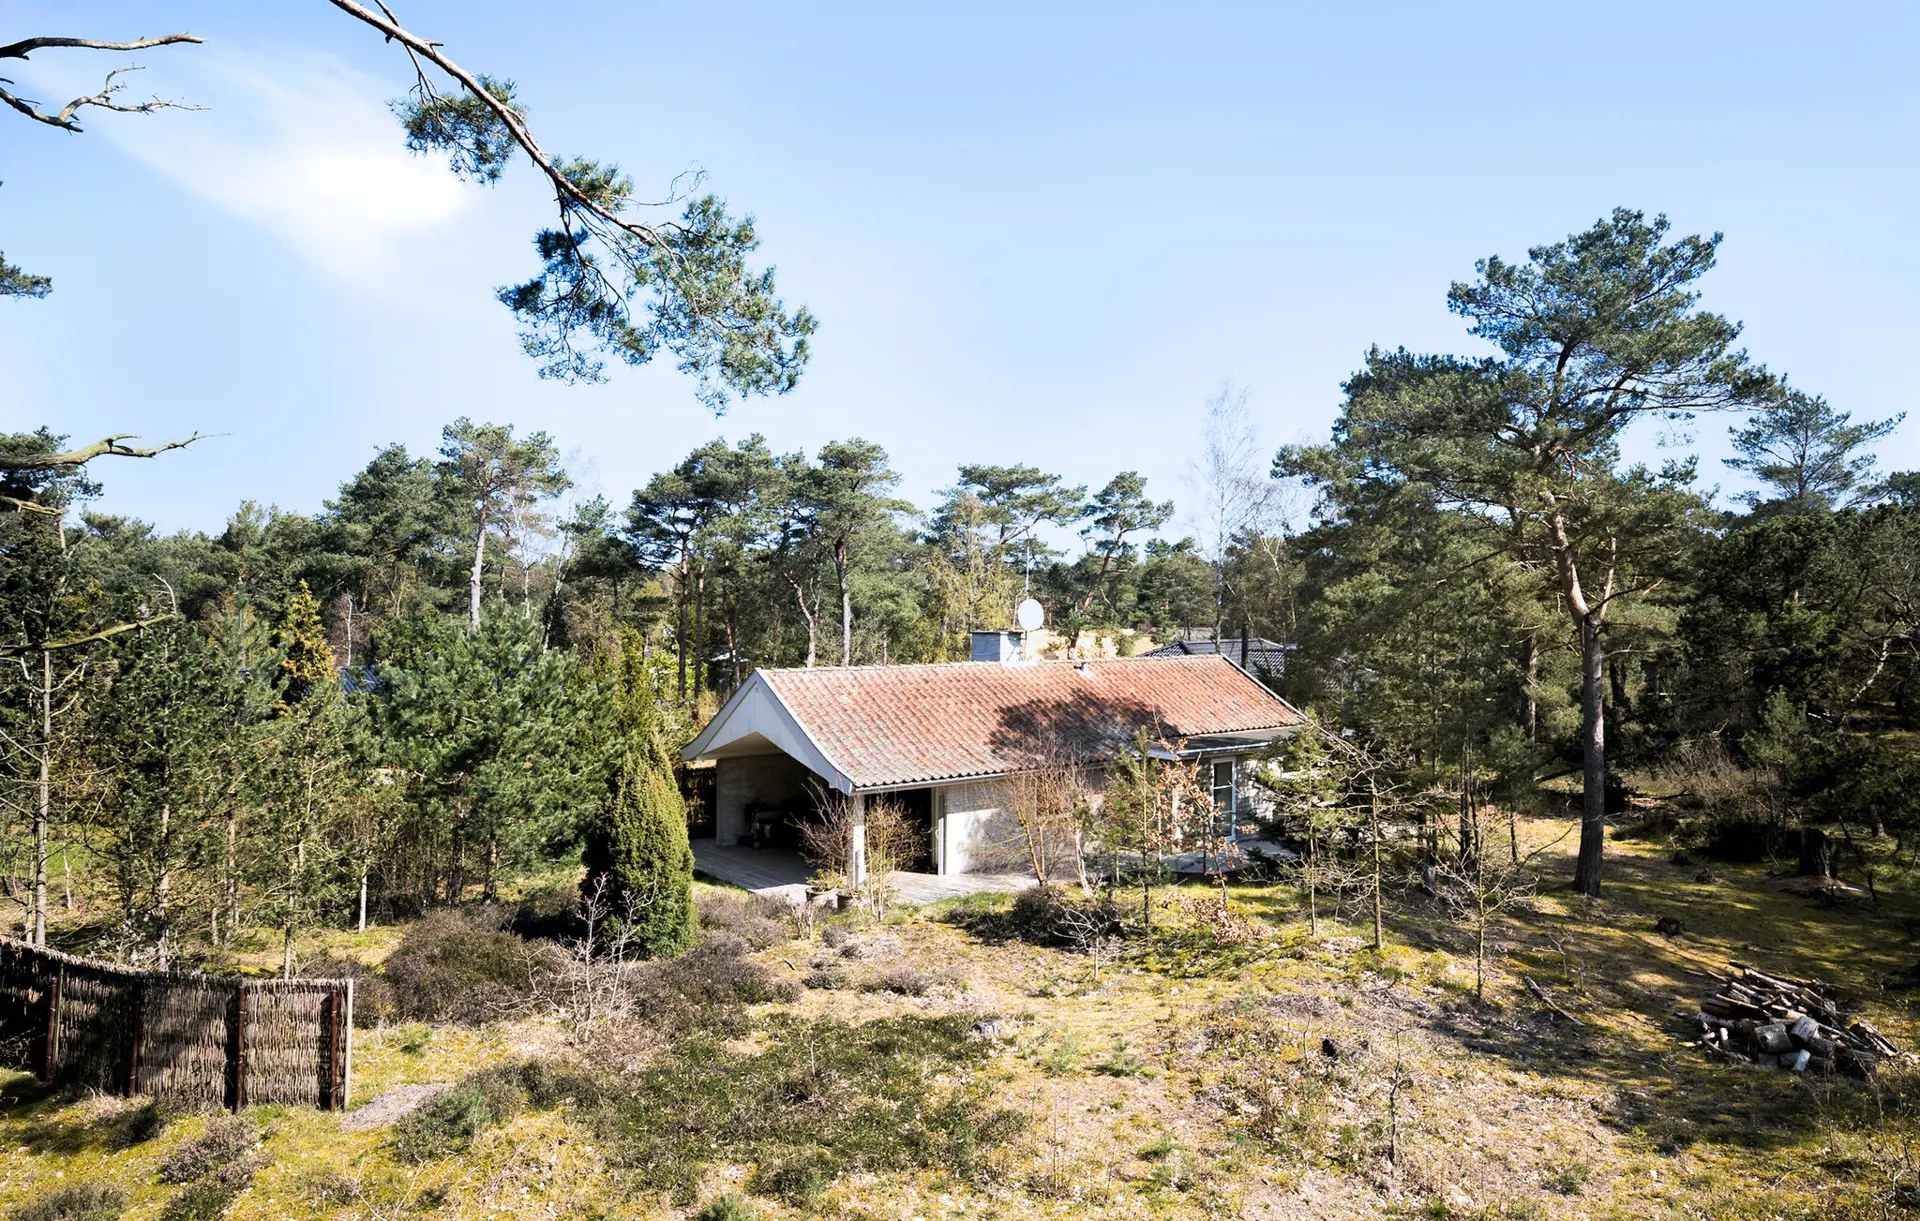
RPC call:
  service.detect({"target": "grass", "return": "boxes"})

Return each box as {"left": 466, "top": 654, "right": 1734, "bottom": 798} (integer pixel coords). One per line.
{"left": 7, "top": 822, "right": 1920, "bottom": 1218}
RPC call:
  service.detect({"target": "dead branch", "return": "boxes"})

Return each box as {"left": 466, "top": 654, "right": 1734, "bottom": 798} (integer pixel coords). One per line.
{"left": 0, "top": 33, "right": 205, "bottom": 133}
{"left": 1524, "top": 975, "right": 1584, "bottom": 1025}
{"left": 0, "top": 35, "right": 204, "bottom": 60}
{"left": 0, "top": 433, "right": 205, "bottom": 471}
{"left": 0, "top": 615, "right": 172, "bottom": 658}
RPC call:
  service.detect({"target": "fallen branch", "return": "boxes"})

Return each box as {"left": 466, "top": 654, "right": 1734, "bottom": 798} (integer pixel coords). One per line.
{"left": 1524, "top": 975, "right": 1584, "bottom": 1026}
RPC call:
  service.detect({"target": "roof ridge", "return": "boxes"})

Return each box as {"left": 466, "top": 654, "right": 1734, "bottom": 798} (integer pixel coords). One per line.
{"left": 758, "top": 654, "right": 1227, "bottom": 678}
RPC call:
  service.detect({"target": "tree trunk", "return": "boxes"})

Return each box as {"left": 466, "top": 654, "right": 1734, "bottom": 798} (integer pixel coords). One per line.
{"left": 33, "top": 648, "right": 50, "bottom": 947}
{"left": 358, "top": 865, "right": 369, "bottom": 934}
{"left": 223, "top": 813, "right": 239, "bottom": 947}
{"left": 1573, "top": 617, "right": 1607, "bottom": 896}
{"left": 675, "top": 548, "right": 689, "bottom": 700}
{"left": 467, "top": 500, "right": 489, "bottom": 631}
{"left": 1370, "top": 782, "right": 1383, "bottom": 951}
{"left": 156, "top": 802, "right": 172, "bottom": 967}
{"left": 836, "top": 541, "right": 853, "bottom": 666}
{"left": 1521, "top": 632, "right": 1538, "bottom": 744}
{"left": 693, "top": 565, "right": 707, "bottom": 700}
{"left": 1798, "top": 827, "right": 1836, "bottom": 879}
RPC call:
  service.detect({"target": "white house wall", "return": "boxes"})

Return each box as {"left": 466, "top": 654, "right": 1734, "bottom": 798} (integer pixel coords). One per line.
{"left": 937, "top": 779, "right": 1018, "bottom": 875}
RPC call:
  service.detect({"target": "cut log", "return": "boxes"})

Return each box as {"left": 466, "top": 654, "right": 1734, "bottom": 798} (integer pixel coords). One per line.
{"left": 1754, "top": 1023, "right": 1795, "bottom": 1055}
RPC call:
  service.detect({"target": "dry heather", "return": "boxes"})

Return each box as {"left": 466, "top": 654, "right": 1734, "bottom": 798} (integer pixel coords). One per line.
{"left": 3, "top": 835, "right": 1919, "bottom": 1219}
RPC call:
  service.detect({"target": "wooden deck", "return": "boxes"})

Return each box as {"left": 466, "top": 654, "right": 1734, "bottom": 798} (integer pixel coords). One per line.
{"left": 690, "top": 840, "right": 1036, "bottom": 907}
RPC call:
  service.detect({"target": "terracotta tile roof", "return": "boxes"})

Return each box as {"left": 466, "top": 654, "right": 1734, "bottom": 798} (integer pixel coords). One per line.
{"left": 760, "top": 655, "right": 1303, "bottom": 790}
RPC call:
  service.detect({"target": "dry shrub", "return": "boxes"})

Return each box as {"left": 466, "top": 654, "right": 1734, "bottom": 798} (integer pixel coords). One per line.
{"left": 859, "top": 965, "right": 939, "bottom": 997}
{"left": 644, "top": 935, "right": 797, "bottom": 1018}
{"left": 798, "top": 790, "right": 917, "bottom": 912}
{"left": 697, "top": 892, "right": 792, "bottom": 950}
{"left": 6, "top": 1184, "right": 125, "bottom": 1221}
{"left": 381, "top": 906, "right": 567, "bottom": 1024}
{"left": 299, "top": 954, "right": 393, "bottom": 1028}
{"left": 1169, "top": 889, "right": 1271, "bottom": 946}
{"left": 955, "top": 885, "right": 1124, "bottom": 949}
{"left": 158, "top": 1115, "right": 263, "bottom": 1186}
{"left": 802, "top": 966, "right": 849, "bottom": 990}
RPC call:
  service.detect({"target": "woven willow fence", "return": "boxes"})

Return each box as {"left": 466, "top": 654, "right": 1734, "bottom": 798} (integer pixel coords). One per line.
{"left": 0, "top": 940, "right": 351, "bottom": 1111}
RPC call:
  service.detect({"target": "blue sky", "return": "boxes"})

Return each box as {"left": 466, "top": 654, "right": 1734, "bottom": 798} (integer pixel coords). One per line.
{"left": 4, "top": 1, "right": 1917, "bottom": 538}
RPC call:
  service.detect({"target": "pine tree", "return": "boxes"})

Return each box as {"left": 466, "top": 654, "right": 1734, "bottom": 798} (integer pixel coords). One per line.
{"left": 582, "top": 748, "right": 695, "bottom": 957}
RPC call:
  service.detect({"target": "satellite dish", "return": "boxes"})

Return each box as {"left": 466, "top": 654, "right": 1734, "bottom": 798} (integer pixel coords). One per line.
{"left": 1016, "top": 598, "right": 1045, "bottom": 632}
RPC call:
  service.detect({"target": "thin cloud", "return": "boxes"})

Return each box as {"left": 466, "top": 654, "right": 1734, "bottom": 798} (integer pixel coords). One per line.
{"left": 18, "top": 45, "right": 473, "bottom": 281}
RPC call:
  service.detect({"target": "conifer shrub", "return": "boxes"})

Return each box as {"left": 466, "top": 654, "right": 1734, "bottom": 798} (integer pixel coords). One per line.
{"left": 581, "top": 749, "right": 696, "bottom": 958}
{"left": 694, "top": 1196, "right": 759, "bottom": 1221}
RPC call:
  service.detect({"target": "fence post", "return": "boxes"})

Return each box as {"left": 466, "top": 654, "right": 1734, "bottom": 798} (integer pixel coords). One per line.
{"left": 341, "top": 979, "right": 354, "bottom": 1111}
{"left": 42, "top": 962, "right": 61, "bottom": 1082}
{"left": 230, "top": 982, "right": 248, "bottom": 1113}
{"left": 326, "top": 985, "right": 342, "bottom": 1111}
{"left": 127, "top": 977, "right": 144, "bottom": 1096}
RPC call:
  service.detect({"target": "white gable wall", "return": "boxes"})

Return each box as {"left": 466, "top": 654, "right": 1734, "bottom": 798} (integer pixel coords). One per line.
{"left": 937, "top": 779, "right": 1017, "bottom": 875}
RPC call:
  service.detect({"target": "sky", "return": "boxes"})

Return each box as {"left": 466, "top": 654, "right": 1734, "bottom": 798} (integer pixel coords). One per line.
{"left": 4, "top": 1, "right": 1917, "bottom": 541}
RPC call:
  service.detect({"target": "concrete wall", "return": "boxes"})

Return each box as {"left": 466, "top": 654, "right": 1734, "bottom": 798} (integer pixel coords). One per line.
{"left": 714, "top": 752, "right": 817, "bottom": 846}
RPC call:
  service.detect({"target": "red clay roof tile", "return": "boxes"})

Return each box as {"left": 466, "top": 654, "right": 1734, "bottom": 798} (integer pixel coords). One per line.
{"left": 760, "top": 654, "right": 1302, "bottom": 789}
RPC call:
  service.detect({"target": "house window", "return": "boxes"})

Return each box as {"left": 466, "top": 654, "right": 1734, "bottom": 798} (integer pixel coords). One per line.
{"left": 1210, "top": 758, "right": 1236, "bottom": 814}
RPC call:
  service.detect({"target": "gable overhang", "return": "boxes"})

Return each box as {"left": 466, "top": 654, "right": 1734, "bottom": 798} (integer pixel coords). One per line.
{"left": 681, "top": 672, "right": 857, "bottom": 793}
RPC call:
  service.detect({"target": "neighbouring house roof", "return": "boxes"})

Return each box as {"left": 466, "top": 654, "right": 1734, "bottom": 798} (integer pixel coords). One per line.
{"left": 682, "top": 655, "right": 1305, "bottom": 793}
{"left": 1144, "top": 635, "right": 1292, "bottom": 678}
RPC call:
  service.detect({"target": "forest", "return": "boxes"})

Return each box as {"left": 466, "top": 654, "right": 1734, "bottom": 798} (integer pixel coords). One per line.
{"left": 8, "top": 210, "right": 1915, "bottom": 979}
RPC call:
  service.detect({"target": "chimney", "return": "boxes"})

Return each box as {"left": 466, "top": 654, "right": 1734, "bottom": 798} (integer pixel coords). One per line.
{"left": 970, "top": 630, "right": 1022, "bottom": 663}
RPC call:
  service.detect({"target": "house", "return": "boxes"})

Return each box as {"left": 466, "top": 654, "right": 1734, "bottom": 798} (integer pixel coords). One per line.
{"left": 681, "top": 634, "right": 1307, "bottom": 884}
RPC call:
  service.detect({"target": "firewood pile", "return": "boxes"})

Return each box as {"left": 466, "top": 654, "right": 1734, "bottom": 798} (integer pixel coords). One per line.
{"left": 1691, "top": 961, "right": 1904, "bottom": 1077}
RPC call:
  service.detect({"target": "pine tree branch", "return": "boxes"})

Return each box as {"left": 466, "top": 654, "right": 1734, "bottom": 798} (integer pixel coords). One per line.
{"left": 323, "top": 0, "right": 668, "bottom": 252}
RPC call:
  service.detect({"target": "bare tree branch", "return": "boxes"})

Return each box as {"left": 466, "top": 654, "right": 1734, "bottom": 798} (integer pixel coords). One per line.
{"left": 0, "top": 34, "right": 204, "bottom": 133}
{"left": 0, "top": 433, "right": 206, "bottom": 472}
{"left": 0, "top": 615, "right": 172, "bottom": 658}
{"left": 0, "top": 35, "right": 204, "bottom": 60}
{"left": 0, "top": 64, "right": 205, "bottom": 132}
